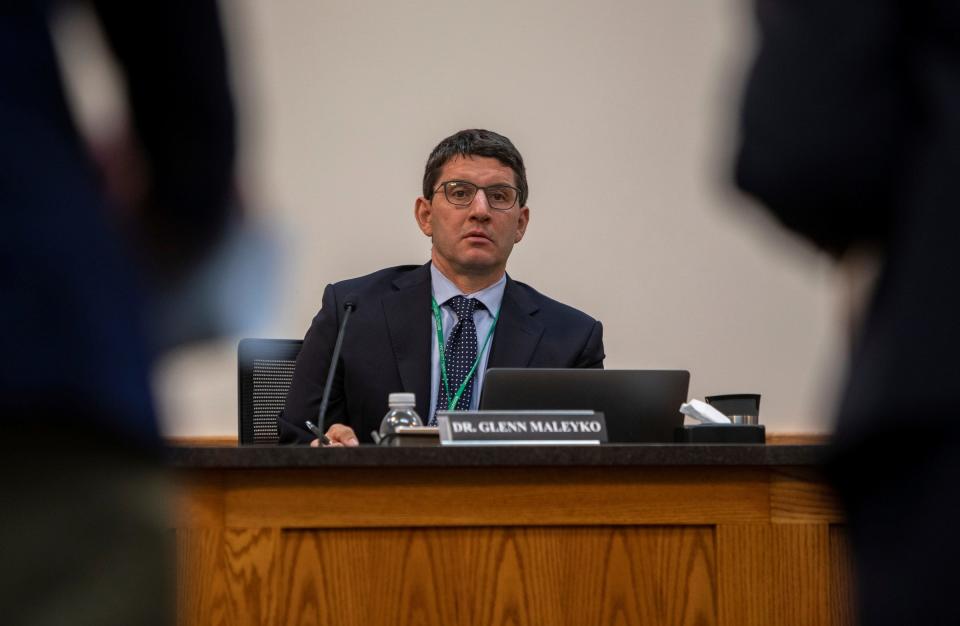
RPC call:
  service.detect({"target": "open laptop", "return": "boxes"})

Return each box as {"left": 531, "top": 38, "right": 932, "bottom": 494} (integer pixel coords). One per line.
{"left": 479, "top": 369, "right": 690, "bottom": 443}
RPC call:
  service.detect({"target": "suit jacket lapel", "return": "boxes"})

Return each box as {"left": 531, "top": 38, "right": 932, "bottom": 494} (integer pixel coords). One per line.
{"left": 488, "top": 276, "right": 543, "bottom": 368}
{"left": 382, "top": 263, "right": 433, "bottom": 418}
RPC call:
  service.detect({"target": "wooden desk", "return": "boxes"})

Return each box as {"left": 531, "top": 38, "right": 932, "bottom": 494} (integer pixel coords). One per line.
{"left": 170, "top": 444, "right": 852, "bottom": 626}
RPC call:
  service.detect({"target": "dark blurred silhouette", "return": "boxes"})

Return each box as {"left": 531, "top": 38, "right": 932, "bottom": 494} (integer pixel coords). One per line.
{"left": 736, "top": 1, "right": 960, "bottom": 624}
{"left": 1, "top": 0, "right": 237, "bottom": 623}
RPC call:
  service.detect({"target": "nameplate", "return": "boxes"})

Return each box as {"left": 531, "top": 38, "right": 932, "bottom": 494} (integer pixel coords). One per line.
{"left": 436, "top": 411, "right": 607, "bottom": 445}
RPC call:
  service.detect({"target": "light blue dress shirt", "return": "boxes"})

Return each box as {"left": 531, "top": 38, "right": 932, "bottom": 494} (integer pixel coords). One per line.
{"left": 428, "top": 264, "right": 506, "bottom": 419}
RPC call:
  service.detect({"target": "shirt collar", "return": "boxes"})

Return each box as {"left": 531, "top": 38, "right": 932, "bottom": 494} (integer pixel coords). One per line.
{"left": 430, "top": 263, "right": 506, "bottom": 315}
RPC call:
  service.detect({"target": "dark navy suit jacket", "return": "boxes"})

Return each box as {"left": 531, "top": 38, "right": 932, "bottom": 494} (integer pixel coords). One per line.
{"left": 279, "top": 263, "right": 605, "bottom": 444}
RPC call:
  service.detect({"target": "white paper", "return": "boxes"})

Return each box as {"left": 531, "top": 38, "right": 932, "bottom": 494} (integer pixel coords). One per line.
{"left": 679, "top": 399, "right": 732, "bottom": 424}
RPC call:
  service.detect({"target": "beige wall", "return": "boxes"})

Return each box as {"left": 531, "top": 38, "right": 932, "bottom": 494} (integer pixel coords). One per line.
{"left": 59, "top": 0, "right": 847, "bottom": 437}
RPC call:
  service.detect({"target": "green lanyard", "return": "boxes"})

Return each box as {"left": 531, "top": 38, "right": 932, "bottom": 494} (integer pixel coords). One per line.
{"left": 431, "top": 296, "right": 500, "bottom": 411}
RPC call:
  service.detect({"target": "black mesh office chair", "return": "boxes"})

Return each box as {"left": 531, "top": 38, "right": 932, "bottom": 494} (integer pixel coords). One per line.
{"left": 237, "top": 338, "right": 303, "bottom": 445}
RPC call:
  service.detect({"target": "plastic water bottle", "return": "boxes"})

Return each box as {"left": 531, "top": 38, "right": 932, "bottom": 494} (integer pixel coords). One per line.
{"left": 378, "top": 392, "right": 423, "bottom": 438}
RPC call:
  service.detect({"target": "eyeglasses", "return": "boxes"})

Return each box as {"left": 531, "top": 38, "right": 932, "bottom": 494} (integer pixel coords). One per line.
{"left": 433, "top": 180, "right": 520, "bottom": 211}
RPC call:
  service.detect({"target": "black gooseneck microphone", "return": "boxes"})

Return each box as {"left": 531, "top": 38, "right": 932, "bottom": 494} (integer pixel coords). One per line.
{"left": 315, "top": 295, "right": 357, "bottom": 440}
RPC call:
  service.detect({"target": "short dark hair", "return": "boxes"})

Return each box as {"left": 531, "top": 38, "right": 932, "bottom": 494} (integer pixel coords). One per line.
{"left": 422, "top": 129, "right": 528, "bottom": 207}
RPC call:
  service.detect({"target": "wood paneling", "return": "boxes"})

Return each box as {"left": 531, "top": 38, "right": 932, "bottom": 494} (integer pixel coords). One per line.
{"left": 176, "top": 529, "right": 229, "bottom": 626}
{"left": 716, "top": 524, "right": 830, "bottom": 626}
{"left": 182, "top": 526, "right": 717, "bottom": 626}
{"left": 218, "top": 467, "right": 769, "bottom": 528}
{"left": 173, "top": 463, "right": 851, "bottom": 626}
{"left": 829, "top": 525, "right": 856, "bottom": 626}
{"left": 765, "top": 434, "right": 830, "bottom": 445}
{"left": 223, "top": 528, "right": 282, "bottom": 625}
{"left": 174, "top": 474, "right": 224, "bottom": 528}
{"left": 769, "top": 467, "right": 844, "bottom": 523}
{"left": 177, "top": 528, "right": 282, "bottom": 626}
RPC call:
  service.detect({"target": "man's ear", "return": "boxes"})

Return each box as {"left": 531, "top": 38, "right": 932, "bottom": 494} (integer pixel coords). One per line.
{"left": 514, "top": 205, "right": 530, "bottom": 243}
{"left": 414, "top": 197, "right": 433, "bottom": 236}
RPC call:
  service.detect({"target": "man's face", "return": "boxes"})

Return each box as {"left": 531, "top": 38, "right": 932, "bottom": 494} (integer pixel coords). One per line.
{"left": 415, "top": 155, "right": 529, "bottom": 282}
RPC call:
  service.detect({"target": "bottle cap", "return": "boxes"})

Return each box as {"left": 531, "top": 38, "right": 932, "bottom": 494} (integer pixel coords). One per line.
{"left": 388, "top": 392, "right": 416, "bottom": 406}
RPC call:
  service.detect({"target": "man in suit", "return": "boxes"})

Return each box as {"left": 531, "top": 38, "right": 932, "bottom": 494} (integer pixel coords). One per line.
{"left": 280, "top": 129, "right": 604, "bottom": 446}
{"left": 735, "top": 1, "right": 960, "bottom": 624}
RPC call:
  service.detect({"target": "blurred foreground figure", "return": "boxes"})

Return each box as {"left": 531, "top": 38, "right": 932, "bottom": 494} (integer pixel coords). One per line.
{"left": 0, "top": 0, "right": 237, "bottom": 623}
{"left": 736, "top": 1, "right": 960, "bottom": 624}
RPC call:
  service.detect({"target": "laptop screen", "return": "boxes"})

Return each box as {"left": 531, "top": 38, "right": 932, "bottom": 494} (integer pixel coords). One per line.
{"left": 479, "top": 369, "right": 690, "bottom": 443}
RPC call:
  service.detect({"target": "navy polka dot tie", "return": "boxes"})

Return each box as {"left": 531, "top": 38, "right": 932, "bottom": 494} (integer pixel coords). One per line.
{"left": 433, "top": 296, "right": 482, "bottom": 423}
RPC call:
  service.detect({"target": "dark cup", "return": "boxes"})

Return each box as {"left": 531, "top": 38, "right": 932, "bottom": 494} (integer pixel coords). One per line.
{"left": 705, "top": 394, "right": 761, "bottom": 425}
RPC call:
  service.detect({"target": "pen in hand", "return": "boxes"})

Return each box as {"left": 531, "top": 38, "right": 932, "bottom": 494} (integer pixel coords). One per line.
{"left": 305, "top": 420, "right": 332, "bottom": 446}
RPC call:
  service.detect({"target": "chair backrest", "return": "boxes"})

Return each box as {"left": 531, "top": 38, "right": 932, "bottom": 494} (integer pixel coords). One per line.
{"left": 238, "top": 338, "right": 303, "bottom": 445}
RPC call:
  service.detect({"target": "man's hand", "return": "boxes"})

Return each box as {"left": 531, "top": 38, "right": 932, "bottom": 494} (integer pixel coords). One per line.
{"left": 309, "top": 424, "right": 359, "bottom": 447}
